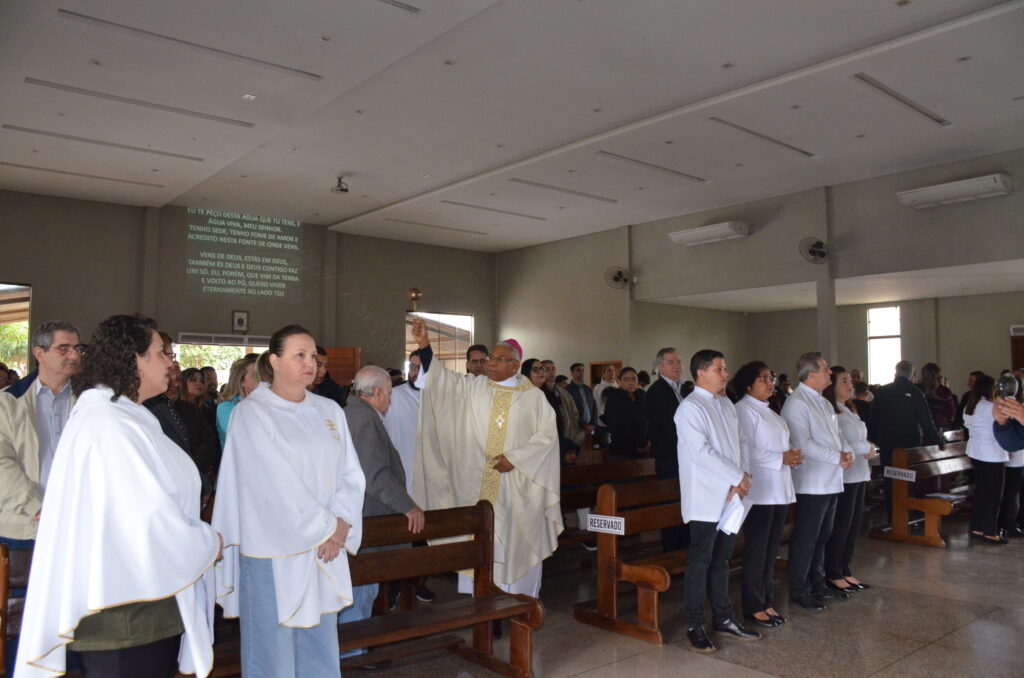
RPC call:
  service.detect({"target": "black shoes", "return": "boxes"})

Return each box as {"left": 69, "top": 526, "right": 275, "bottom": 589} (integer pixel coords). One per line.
{"left": 415, "top": 584, "right": 437, "bottom": 603}
{"left": 767, "top": 611, "right": 787, "bottom": 624}
{"left": 791, "top": 593, "right": 826, "bottom": 611}
{"left": 846, "top": 581, "right": 870, "bottom": 591}
{"left": 746, "top": 613, "right": 778, "bottom": 628}
{"left": 1002, "top": 527, "right": 1024, "bottom": 538}
{"left": 826, "top": 580, "right": 859, "bottom": 594}
{"left": 713, "top": 618, "right": 761, "bottom": 640}
{"left": 686, "top": 624, "right": 716, "bottom": 652}
{"left": 814, "top": 587, "right": 848, "bottom": 601}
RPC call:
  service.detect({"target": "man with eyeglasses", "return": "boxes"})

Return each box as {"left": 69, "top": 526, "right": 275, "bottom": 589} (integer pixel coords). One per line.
{"left": 0, "top": 320, "right": 82, "bottom": 550}
{"left": 410, "top": 318, "right": 562, "bottom": 600}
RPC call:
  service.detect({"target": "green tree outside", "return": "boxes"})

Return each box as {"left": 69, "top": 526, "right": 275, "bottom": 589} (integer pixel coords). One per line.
{"left": 0, "top": 321, "right": 29, "bottom": 374}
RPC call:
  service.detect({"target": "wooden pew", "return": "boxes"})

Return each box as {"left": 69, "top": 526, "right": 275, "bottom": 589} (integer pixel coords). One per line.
{"left": 573, "top": 478, "right": 688, "bottom": 645}
{"left": 339, "top": 501, "right": 543, "bottom": 677}
{"left": 1, "top": 544, "right": 31, "bottom": 676}
{"left": 869, "top": 441, "right": 971, "bottom": 548}
{"left": 573, "top": 478, "right": 794, "bottom": 645}
{"left": 560, "top": 458, "right": 656, "bottom": 545}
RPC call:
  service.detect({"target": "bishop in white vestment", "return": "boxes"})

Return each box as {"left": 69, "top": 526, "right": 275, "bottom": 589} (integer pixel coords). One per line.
{"left": 411, "top": 320, "right": 562, "bottom": 597}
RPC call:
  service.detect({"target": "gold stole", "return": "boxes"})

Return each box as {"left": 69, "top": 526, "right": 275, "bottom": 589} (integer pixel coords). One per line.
{"left": 478, "top": 379, "right": 534, "bottom": 505}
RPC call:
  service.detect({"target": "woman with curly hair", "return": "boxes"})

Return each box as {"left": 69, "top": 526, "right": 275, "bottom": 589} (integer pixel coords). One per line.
{"left": 16, "top": 314, "right": 222, "bottom": 678}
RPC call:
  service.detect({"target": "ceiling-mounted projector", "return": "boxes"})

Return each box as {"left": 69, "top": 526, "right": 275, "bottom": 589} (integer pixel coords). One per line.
{"left": 896, "top": 173, "right": 1012, "bottom": 209}
{"left": 667, "top": 221, "right": 750, "bottom": 247}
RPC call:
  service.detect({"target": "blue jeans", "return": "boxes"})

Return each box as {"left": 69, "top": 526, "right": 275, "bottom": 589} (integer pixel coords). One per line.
{"left": 337, "top": 584, "right": 379, "bottom": 658}
{"left": 239, "top": 556, "right": 340, "bottom": 678}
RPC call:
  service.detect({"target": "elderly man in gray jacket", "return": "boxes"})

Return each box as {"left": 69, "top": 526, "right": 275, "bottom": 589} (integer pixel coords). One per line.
{"left": 338, "top": 365, "right": 425, "bottom": 661}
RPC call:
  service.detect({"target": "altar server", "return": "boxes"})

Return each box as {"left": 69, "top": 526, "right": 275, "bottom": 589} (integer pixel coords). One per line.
{"left": 213, "top": 324, "right": 365, "bottom": 678}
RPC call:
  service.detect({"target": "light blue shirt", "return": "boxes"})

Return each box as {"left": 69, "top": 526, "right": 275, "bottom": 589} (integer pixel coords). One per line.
{"left": 34, "top": 378, "right": 73, "bottom": 491}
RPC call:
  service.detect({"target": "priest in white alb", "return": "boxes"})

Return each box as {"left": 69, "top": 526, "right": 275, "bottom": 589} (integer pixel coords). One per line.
{"left": 410, "top": 317, "right": 562, "bottom": 598}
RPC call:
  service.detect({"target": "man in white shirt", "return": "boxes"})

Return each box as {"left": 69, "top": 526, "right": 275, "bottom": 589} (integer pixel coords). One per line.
{"left": 676, "top": 350, "right": 759, "bottom": 652}
{"left": 782, "top": 352, "right": 853, "bottom": 611}
{"left": 0, "top": 320, "right": 81, "bottom": 547}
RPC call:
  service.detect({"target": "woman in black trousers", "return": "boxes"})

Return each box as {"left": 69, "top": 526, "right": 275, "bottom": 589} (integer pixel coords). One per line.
{"left": 824, "top": 366, "right": 878, "bottom": 592}
{"left": 964, "top": 375, "right": 1009, "bottom": 544}
{"left": 731, "top": 362, "right": 801, "bottom": 627}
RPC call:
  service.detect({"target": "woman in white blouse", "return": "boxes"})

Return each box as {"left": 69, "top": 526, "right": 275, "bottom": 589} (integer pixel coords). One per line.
{"left": 213, "top": 325, "right": 366, "bottom": 677}
{"left": 997, "top": 383, "right": 1024, "bottom": 539}
{"left": 823, "top": 366, "right": 878, "bottom": 593}
{"left": 733, "top": 361, "right": 802, "bottom": 628}
{"left": 963, "top": 374, "right": 1009, "bottom": 544}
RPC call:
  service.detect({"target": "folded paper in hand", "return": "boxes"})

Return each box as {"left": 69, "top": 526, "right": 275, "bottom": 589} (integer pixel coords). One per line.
{"left": 716, "top": 494, "right": 750, "bottom": 535}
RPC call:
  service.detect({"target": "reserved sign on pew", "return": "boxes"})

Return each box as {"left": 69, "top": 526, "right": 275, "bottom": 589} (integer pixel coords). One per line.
{"left": 587, "top": 513, "right": 625, "bottom": 535}
{"left": 883, "top": 466, "right": 917, "bottom": 482}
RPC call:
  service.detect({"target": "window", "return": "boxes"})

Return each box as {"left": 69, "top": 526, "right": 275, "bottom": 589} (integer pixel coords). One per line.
{"left": 867, "top": 306, "right": 901, "bottom": 385}
{"left": 405, "top": 313, "right": 474, "bottom": 375}
{"left": 0, "top": 284, "right": 31, "bottom": 377}
{"left": 175, "top": 334, "right": 269, "bottom": 387}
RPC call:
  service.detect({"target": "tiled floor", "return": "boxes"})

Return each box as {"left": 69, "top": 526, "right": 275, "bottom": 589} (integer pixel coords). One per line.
{"left": 362, "top": 513, "right": 1024, "bottom": 677}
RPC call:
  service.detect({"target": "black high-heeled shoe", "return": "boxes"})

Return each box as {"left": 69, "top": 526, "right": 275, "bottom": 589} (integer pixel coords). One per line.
{"left": 746, "top": 613, "right": 777, "bottom": 628}
{"left": 766, "top": 611, "right": 787, "bottom": 624}
{"left": 846, "top": 581, "right": 870, "bottom": 590}
{"left": 826, "top": 579, "right": 858, "bottom": 594}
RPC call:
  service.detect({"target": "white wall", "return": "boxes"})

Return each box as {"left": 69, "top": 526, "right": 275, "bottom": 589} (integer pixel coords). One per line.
{"left": 496, "top": 227, "right": 631, "bottom": 373}
{"left": 629, "top": 301, "right": 752, "bottom": 378}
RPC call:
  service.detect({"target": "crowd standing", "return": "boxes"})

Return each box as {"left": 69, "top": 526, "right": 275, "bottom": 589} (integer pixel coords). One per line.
{"left": 3, "top": 313, "right": 1024, "bottom": 674}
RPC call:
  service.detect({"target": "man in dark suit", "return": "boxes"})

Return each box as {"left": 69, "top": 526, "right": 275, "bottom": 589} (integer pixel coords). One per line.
{"left": 853, "top": 381, "right": 873, "bottom": 425}
{"left": 647, "top": 347, "right": 689, "bottom": 551}
{"left": 566, "top": 362, "right": 598, "bottom": 444}
{"left": 868, "top": 360, "right": 943, "bottom": 524}
{"left": 338, "top": 365, "right": 425, "bottom": 663}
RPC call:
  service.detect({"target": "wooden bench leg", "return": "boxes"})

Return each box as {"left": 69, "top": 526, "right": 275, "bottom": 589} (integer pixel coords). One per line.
{"left": 509, "top": 618, "right": 534, "bottom": 678}
{"left": 473, "top": 621, "right": 493, "bottom": 656}
{"left": 921, "top": 512, "right": 947, "bottom": 548}
{"left": 636, "top": 586, "right": 659, "bottom": 632}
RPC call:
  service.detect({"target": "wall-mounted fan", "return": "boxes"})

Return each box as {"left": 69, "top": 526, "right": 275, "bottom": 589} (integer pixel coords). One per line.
{"left": 798, "top": 237, "right": 828, "bottom": 264}
{"left": 604, "top": 266, "right": 631, "bottom": 289}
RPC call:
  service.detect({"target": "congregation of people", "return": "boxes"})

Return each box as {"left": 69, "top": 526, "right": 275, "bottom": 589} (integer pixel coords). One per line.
{"left": 3, "top": 313, "right": 1024, "bottom": 675}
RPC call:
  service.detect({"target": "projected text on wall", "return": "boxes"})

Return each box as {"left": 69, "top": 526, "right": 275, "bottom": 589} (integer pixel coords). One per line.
{"left": 186, "top": 208, "right": 302, "bottom": 299}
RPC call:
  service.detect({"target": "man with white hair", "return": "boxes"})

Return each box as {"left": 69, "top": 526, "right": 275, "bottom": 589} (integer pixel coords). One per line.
{"left": 338, "top": 365, "right": 425, "bottom": 660}
{"left": 410, "top": 318, "right": 562, "bottom": 598}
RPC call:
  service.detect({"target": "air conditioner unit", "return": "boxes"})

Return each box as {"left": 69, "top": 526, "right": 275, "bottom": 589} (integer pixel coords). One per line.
{"left": 667, "top": 220, "right": 750, "bottom": 246}
{"left": 1011, "top": 325, "right": 1024, "bottom": 337}
{"left": 896, "top": 173, "right": 1013, "bottom": 209}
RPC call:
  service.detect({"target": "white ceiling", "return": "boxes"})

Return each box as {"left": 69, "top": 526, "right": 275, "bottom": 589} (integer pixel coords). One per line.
{"left": 2, "top": 1, "right": 1024, "bottom": 252}
{"left": 655, "top": 259, "right": 1024, "bottom": 313}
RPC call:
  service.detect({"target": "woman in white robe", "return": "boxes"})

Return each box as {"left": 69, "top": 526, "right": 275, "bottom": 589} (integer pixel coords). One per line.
{"left": 16, "top": 314, "right": 222, "bottom": 678}
{"left": 213, "top": 325, "right": 365, "bottom": 678}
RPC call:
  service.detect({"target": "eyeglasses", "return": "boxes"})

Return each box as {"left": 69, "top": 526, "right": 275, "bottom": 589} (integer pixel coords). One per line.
{"left": 756, "top": 375, "right": 775, "bottom": 383}
{"left": 163, "top": 351, "right": 177, "bottom": 360}
{"left": 530, "top": 366, "right": 546, "bottom": 373}
{"left": 47, "top": 344, "right": 86, "bottom": 356}
{"left": 487, "top": 355, "right": 518, "bottom": 363}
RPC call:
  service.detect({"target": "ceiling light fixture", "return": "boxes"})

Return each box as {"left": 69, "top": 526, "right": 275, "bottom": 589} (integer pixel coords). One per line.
{"left": 376, "top": 0, "right": 422, "bottom": 14}
{"left": 508, "top": 177, "right": 619, "bottom": 204}
{"left": 56, "top": 9, "right": 322, "bottom": 81}
{"left": 708, "top": 117, "right": 815, "bottom": 158}
{"left": 385, "top": 218, "right": 487, "bottom": 235}
{"left": 1, "top": 124, "right": 204, "bottom": 161}
{"left": 851, "top": 72, "right": 951, "bottom": 126}
{"left": 439, "top": 200, "right": 547, "bottom": 221}
{"left": 25, "top": 77, "right": 254, "bottom": 127}
{"left": 242, "top": 94, "right": 256, "bottom": 101}
{"left": 0, "top": 161, "right": 164, "bottom": 188}
{"left": 596, "top": 149, "right": 708, "bottom": 183}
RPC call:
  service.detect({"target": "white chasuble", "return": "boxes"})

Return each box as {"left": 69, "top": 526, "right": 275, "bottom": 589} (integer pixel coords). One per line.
{"left": 382, "top": 382, "right": 421, "bottom": 494}
{"left": 213, "top": 384, "right": 365, "bottom": 627}
{"left": 16, "top": 388, "right": 221, "bottom": 678}
{"left": 414, "top": 366, "right": 563, "bottom": 586}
